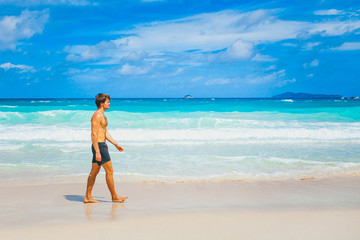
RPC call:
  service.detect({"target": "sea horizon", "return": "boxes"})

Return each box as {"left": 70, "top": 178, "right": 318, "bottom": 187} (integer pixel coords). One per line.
{"left": 0, "top": 91, "right": 356, "bottom": 100}
{"left": 2, "top": 97, "right": 278, "bottom": 99}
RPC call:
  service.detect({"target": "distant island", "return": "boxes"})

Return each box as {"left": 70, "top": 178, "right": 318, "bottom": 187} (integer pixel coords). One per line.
{"left": 272, "top": 92, "right": 343, "bottom": 99}
{"left": 183, "top": 95, "right": 194, "bottom": 99}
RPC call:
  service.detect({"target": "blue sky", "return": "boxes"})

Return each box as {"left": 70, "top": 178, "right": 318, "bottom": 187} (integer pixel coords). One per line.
{"left": 0, "top": 0, "right": 359, "bottom": 98}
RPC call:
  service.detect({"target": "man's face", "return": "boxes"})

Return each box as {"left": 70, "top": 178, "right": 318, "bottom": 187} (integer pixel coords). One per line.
{"left": 103, "top": 99, "right": 110, "bottom": 110}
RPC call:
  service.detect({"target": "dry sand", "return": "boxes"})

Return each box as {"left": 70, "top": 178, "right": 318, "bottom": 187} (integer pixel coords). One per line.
{"left": 1, "top": 176, "right": 360, "bottom": 239}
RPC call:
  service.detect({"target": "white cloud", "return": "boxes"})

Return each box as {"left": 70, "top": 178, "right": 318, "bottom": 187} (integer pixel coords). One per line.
{"left": 265, "top": 65, "right": 277, "bottom": 71}
{"left": 282, "top": 43, "right": 298, "bottom": 47}
{"left": 251, "top": 54, "right": 277, "bottom": 62}
{"left": 112, "top": 9, "right": 305, "bottom": 54}
{"left": 331, "top": 42, "right": 360, "bottom": 51}
{"left": 168, "top": 68, "right": 184, "bottom": 76}
{"left": 66, "top": 9, "right": 360, "bottom": 66}
{"left": 0, "top": 9, "right": 49, "bottom": 50}
{"left": 68, "top": 9, "right": 298, "bottom": 63}
{"left": 310, "top": 59, "right": 319, "bottom": 67}
{"left": 0, "top": 62, "right": 36, "bottom": 72}
{"left": 117, "top": 64, "right": 152, "bottom": 75}
{"left": 204, "top": 78, "right": 231, "bottom": 86}
{"left": 218, "top": 40, "right": 253, "bottom": 61}
{"left": 65, "top": 42, "right": 149, "bottom": 64}
{"left": 65, "top": 41, "right": 117, "bottom": 61}
{"left": 303, "top": 42, "right": 321, "bottom": 50}
{"left": 304, "top": 59, "right": 319, "bottom": 69}
{"left": 276, "top": 78, "right": 296, "bottom": 87}
{"left": 0, "top": 0, "right": 94, "bottom": 6}
{"left": 314, "top": 9, "right": 342, "bottom": 16}
{"left": 66, "top": 68, "right": 110, "bottom": 82}
{"left": 191, "top": 76, "right": 203, "bottom": 82}
{"left": 124, "top": 51, "right": 148, "bottom": 63}
{"left": 307, "top": 73, "right": 314, "bottom": 78}
{"left": 248, "top": 69, "right": 286, "bottom": 84}
{"left": 310, "top": 21, "right": 360, "bottom": 36}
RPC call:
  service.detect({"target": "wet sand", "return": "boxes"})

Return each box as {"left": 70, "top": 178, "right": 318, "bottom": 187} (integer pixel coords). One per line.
{"left": 1, "top": 176, "right": 360, "bottom": 239}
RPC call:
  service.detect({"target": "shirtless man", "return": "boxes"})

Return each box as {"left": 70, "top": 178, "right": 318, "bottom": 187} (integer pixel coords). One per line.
{"left": 84, "top": 93, "right": 128, "bottom": 203}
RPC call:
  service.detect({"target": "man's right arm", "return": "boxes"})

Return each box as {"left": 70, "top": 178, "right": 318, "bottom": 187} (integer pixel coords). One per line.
{"left": 91, "top": 114, "right": 101, "bottom": 162}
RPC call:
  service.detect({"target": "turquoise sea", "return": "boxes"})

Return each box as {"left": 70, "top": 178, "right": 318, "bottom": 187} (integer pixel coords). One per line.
{"left": 1, "top": 98, "right": 360, "bottom": 184}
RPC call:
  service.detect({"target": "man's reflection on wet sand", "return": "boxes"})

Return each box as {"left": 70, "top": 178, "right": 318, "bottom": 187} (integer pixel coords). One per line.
{"left": 84, "top": 202, "right": 126, "bottom": 220}
{"left": 110, "top": 202, "right": 126, "bottom": 220}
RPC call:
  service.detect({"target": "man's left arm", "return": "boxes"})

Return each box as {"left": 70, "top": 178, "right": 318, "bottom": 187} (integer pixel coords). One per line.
{"left": 106, "top": 128, "right": 124, "bottom": 152}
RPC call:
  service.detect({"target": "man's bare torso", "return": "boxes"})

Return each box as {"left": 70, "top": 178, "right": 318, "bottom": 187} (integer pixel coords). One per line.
{"left": 91, "top": 110, "right": 108, "bottom": 142}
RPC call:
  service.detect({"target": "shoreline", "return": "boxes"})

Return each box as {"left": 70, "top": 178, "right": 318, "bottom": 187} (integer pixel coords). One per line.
{"left": 2, "top": 170, "right": 360, "bottom": 187}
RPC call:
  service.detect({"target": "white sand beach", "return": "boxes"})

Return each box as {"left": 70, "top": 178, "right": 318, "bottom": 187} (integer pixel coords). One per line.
{"left": 1, "top": 176, "right": 360, "bottom": 239}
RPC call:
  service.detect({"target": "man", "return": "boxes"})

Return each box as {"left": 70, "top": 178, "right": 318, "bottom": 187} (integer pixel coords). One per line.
{"left": 84, "top": 93, "right": 128, "bottom": 203}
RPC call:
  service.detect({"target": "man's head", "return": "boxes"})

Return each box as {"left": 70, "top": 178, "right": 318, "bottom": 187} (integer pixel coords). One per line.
{"left": 95, "top": 93, "right": 111, "bottom": 109}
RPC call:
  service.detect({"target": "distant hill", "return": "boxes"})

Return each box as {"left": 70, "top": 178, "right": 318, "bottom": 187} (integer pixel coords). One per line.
{"left": 272, "top": 92, "right": 343, "bottom": 99}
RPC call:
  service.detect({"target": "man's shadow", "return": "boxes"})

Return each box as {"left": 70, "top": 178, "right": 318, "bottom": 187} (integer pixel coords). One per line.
{"left": 64, "top": 195, "right": 125, "bottom": 220}
{"left": 64, "top": 195, "right": 111, "bottom": 203}
{"left": 64, "top": 195, "right": 84, "bottom": 202}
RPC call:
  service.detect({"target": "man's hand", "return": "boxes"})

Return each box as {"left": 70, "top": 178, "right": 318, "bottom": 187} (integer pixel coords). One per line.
{"left": 115, "top": 145, "right": 124, "bottom": 152}
{"left": 96, "top": 152, "right": 101, "bottom": 162}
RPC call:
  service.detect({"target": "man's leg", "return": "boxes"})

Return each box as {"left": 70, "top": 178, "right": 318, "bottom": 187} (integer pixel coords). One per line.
{"left": 102, "top": 161, "right": 128, "bottom": 202}
{"left": 84, "top": 163, "right": 101, "bottom": 203}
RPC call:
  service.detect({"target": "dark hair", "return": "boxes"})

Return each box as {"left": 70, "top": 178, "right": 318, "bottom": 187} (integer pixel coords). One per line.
{"left": 95, "top": 93, "right": 111, "bottom": 108}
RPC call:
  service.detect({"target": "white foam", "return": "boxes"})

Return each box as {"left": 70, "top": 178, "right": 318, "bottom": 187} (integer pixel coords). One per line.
{"left": 38, "top": 111, "right": 57, "bottom": 117}
{"left": 0, "top": 144, "right": 24, "bottom": 151}
{"left": 112, "top": 126, "right": 360, "bottom": 142}
{"left": 110, "top": 162, "right": 360, "bottom": 182}
{"left": 1, "top": 150, "right": 360, "bottom": 182}
{"left": 0, "top": 105, "right": 17, "bottom": 108}
{"left": 0, "top": 123, "right": 360, "bottom": 142}
{"left": 1, "top": 109, "right": 359, "bottom": 129}
{"left": 0, "top": 124, "right": 89, "bottom": 141}
{"left": 36, "top": 109, "right": 90, "bottom": 117}
{"left": 32, "top": 142, "right": 89, "bottom": 148}
{"left": 31, "top": 100, "right": 50, "bottom": 103}
{"left": 0, "top": 112, "right": 24, "bottom": 119}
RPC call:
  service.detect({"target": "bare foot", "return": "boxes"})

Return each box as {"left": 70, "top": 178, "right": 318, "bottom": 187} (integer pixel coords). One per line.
{"left": 84, "top": 197, "right": 101, "bottom": 203}
{"left": 112, "top": 196, "right": 128, "bottom": 203}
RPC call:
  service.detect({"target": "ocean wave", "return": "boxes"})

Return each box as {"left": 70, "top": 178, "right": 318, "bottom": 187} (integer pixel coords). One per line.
{"left": 65, "top": 162, "right": 360, "bottom": 182}
{"left": 0, "top": 110, "right": 92, "bottom": 124}
{"left": 1, "top": 109, "right": 360, "bottom": 127}
{"left": 0, "top": 112, "right": 24, "bottom": 120}
{"left": 0, "top": 144, "right": 25, "bottom": 151}
{"left": 31, "top": 100, "right": 51, "bottom": 103}
{"left": 1, "top": 150, "right": 360, "bottom": 182}
{"left": 115, "top": 159, "right": 360, "bottom": 182}
{"left": 0, "top": 123, "right": 359, "bottom": 142}
{"left": 2, "top": 163, "right": 359, "bottom": 183}
{"left": 0, "top": 105, "right": 17, "bottom": 108}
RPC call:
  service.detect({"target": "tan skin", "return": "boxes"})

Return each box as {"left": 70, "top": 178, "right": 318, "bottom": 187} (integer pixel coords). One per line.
{"left": 84, "top": 98, "right": 128, "bottom": 203}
